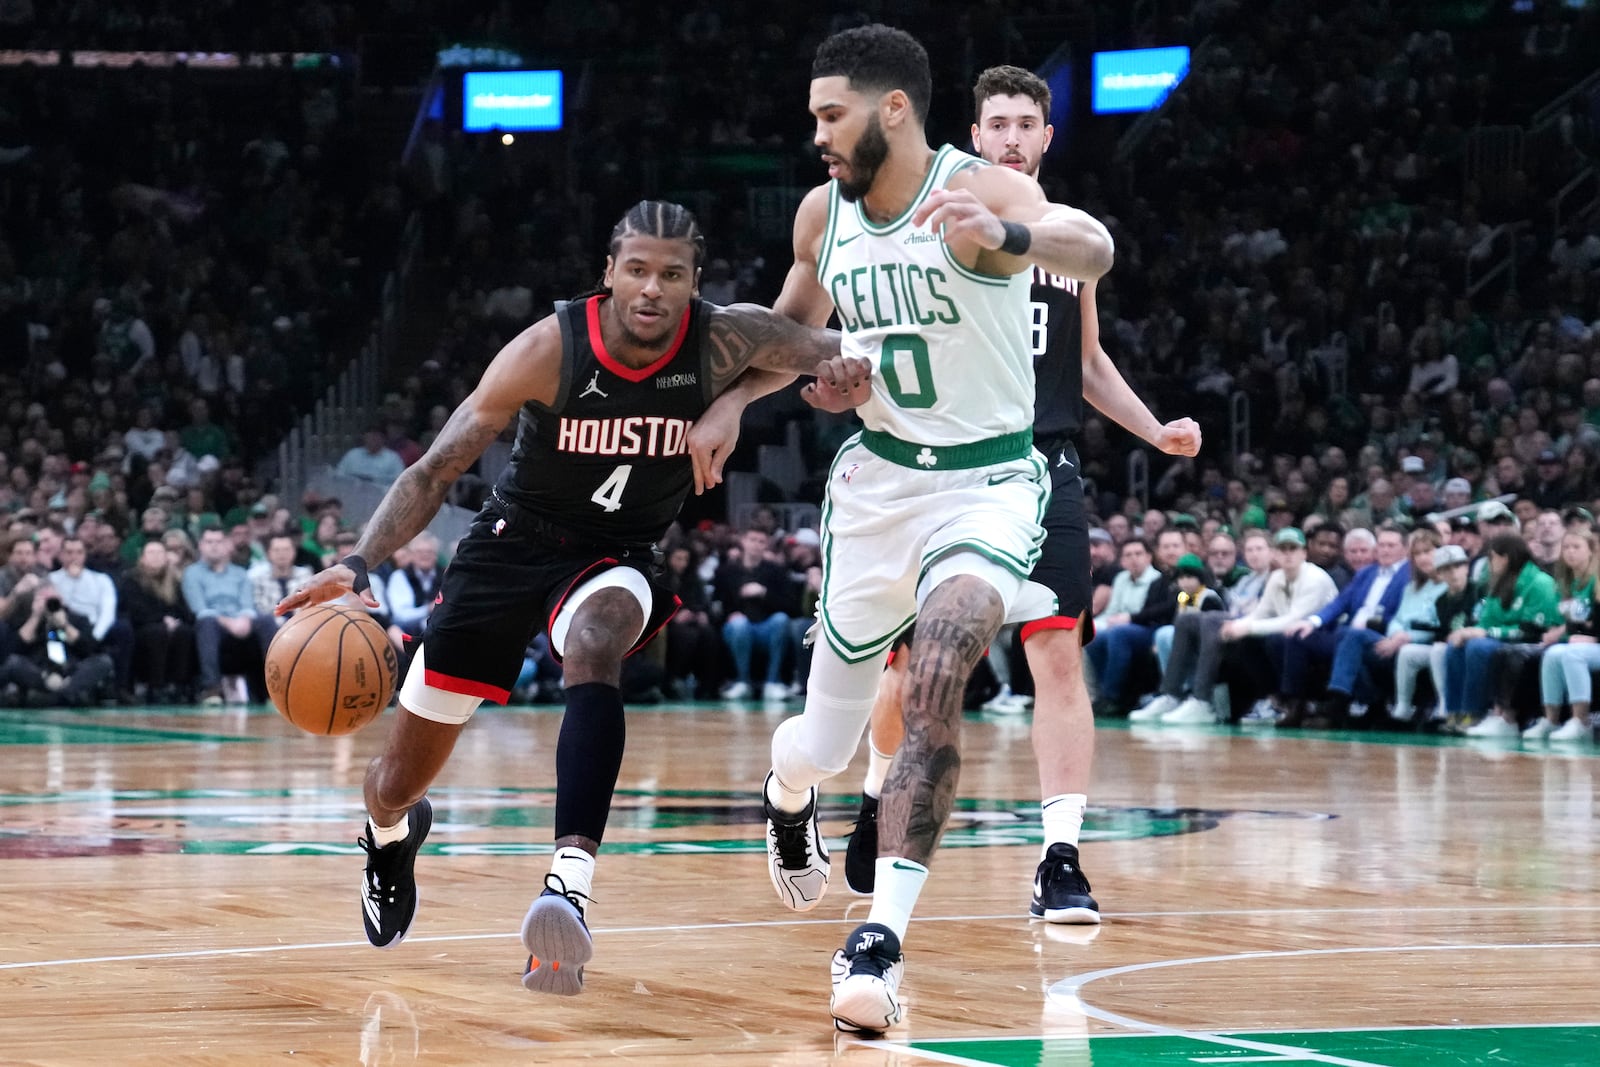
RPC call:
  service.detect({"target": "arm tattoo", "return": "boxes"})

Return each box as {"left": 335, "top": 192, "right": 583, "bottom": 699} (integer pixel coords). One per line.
{"left": 354, "top": 407, "right": 501, "bottom": 566}
{"left": 878, "top": 577, "right": 1005, "bottom": 863}
{"left": 707, "top": 305, "right": 838, "bottom": 391}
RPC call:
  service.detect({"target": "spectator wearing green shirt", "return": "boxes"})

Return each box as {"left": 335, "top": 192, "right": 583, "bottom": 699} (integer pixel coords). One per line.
{"left": 1446, "top": 534, "right": 1560, "bottom": 738}
{"left": 120, "top": 506, "right": 172, "bottom": 566}
{"left": 179, "top": 397, "right": 232, "bottom": 462}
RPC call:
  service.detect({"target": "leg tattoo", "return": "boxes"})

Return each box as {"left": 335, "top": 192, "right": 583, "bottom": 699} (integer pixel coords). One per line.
{"left": 880, "top": 575, "right": 1005, "bottom": 864}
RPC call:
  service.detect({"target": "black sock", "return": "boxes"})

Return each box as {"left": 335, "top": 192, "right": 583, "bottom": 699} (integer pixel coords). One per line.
{"left": 554, "top": 682, "right": 626, "bottom": 844}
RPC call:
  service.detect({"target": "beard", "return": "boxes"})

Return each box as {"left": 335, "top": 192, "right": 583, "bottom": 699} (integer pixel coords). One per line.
{"left": 835, "top": 115, "right": 890, "bottom": 203}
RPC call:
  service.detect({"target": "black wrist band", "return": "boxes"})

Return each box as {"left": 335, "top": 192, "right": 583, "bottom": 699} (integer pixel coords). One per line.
{"left": 998, "top": 219, "right": 1032, "bottom": 256}
{"left": 340, "top": 554, "right": 371, "bottom": 594}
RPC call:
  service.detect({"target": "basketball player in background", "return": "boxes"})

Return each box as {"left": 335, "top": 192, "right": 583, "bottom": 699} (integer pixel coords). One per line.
{"left": 838, "top": 66, "right": 1202, "bottom": 926}
{"left": 277, "top": 201, "right": 863, "bottom": 995}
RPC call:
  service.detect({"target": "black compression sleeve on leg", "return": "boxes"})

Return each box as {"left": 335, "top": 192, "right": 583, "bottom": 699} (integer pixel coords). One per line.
{"left": 554, "top": 682, "right": 627, "bottom": 843}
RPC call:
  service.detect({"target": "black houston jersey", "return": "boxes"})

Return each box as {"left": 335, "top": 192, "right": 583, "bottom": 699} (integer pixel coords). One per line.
{"left": 493, "top": 295, "right": 715, "bottom": 544}
{"left": 1029, "top": 267, "right": 1085, "bottom": 440}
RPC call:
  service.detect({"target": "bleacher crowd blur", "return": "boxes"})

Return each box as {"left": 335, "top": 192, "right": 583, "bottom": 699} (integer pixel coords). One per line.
{"left": 2, "top": 0, "right": 1598, "bottom": 738}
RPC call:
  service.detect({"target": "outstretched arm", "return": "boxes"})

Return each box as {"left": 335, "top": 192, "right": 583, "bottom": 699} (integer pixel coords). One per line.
{"left": 275, "top": 318, "right": 561, "bottom": 613}
{"left": 1078, "top": 281, "right": 1201, "bottom": 456}
{"left": 915, "top": 165, "right": 1114, "bottom": 282}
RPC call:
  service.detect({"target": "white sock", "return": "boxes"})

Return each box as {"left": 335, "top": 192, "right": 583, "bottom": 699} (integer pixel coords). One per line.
{"left": 548, "top": 846, "right": 595, "bottom": 913}
{"left": 766, "top": 769, "right": 811, "bottom": 812}
{"left": 862, "top": 740, "right": 894, "bottom": 799}
{"left": 1040, "top": 793, "right": 1087, "bottom": 858}
{"left": 866, "top": 856, "right": 928, "bottom": 941}
{"left": 368, "top": 815, "right": 409, "bottom": 846}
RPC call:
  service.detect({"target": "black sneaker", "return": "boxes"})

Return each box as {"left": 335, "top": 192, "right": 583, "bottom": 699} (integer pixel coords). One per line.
{"left": 358, "top": 797, "right": 433, "bottom": 948}
{"left": 520, "top": 874, "right": 593, "bottom": 996}
{"left": 843, "top": 794, "right": 879, "bottom": 895}
{"left": 763, "top": 771, "right": 830, "bottom": 910}
{"left": 829, "top": 922, "right": 905, "bottom": 1033}
{"left": 1029, "top": 843, "right": 1100, "bottom": 924}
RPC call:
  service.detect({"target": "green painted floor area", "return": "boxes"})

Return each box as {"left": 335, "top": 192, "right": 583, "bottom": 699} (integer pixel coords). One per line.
{"left": 912, "top": 1025, "right": 1600, "bottom": 1066}
{"left": 0, "top": 709, "right": 259, "bottom": 745}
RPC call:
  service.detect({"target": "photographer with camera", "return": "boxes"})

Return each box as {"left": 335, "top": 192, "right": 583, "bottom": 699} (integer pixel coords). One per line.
{"left": 0, "top": 583, "right": 115, "bottom": 707}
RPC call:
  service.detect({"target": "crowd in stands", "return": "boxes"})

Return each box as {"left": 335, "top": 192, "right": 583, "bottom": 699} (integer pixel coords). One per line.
{"left": 0, "top": 0, "right": 1597, "bottom": 740}
{"left": 1071, "top": 496, "right": 1600, "bottom": 742}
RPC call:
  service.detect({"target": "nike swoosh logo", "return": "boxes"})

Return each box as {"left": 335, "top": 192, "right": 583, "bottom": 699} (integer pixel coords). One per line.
{"left": 891, "top": 860, "right": 922, "bottom": 872}
{"left": 987, "top": 472, "right": 1027, "bottom": 486}
{"left": 836, "top": 233, "right": 862, "bottom": 248}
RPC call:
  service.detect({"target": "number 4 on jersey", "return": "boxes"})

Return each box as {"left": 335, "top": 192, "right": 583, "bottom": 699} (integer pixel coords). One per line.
{"left": 591, "top": 464, "right": 633, "bottom": 512}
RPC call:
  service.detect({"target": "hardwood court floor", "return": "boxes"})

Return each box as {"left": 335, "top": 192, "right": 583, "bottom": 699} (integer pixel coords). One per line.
{"left": 0, "top": 700, "right": 1597, "bottom": 1066}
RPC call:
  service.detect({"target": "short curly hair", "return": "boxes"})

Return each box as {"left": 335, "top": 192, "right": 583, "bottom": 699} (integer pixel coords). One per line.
{"left": 972, "top": 65, "right": 1051, "bottom": 124}
{"left": 812, "top": 23, "right": 931, "bottom": 124}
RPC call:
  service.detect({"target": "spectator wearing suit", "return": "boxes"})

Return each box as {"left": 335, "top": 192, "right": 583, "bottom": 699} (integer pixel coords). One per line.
{"left": 1274, "top": 525, "right": 1411, "bottom": 726}
{"left": 1324, "top": 528, "right": 1443, "bottom": 726}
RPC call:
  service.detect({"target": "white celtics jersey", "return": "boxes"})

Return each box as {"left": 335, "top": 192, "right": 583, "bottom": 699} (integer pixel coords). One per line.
{"left": 815, "top": 144, "right": 1034, "bottom": 447}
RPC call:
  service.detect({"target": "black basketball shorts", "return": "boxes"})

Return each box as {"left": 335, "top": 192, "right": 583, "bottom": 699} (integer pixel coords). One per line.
{"left": 418, "top": 505, "right": 678, "bottom": 704}
{"left": 1021, "top": 438, "right": 1093, "bottom": 645}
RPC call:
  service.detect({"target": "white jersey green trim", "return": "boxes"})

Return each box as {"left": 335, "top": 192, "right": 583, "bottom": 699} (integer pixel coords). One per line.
{"left": 820, "top": 144, "right": 1033, "bottom": 447}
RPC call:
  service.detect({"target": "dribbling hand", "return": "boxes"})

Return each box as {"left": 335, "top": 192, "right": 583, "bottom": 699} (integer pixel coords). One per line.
{"left": 274, "top": 563, "right": 379, "bottom": 616}
{"left": 800, "top": 355, "right": 873, "bottom": 414}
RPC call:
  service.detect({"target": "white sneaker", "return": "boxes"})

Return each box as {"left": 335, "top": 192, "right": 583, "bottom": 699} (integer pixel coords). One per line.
{"left": 1390, "top": 704, "right": 1414, "bottom": 723}
{"left": 1129, "top": 695, "right": 1180, "bottom": 722}
{"left": 762, "top": 682, "right": 791, "bottom": 702}
{"left": 1161, "top": 696, "right": 1215, "bottom": 724}
{"left": 981, "top": 685, "right": 1017, "bottom": 712}
{"left": 1521, "top": 719, "right": 1557, "bottom": 740}
{"left": 763, "top": 771, "right": 830, "bottom": 910}
{"left": 720, "top": 681, "right": 751, "bottom": 701}
{"left": 830, "top": 922, "right": 904, "bottom": 1033}
{"left": 1240, "top": 698, "right": 1279, "bottom": 725}
{"left": 1549, "top": 717, "right": 1592, "bottom": 742}
{"left": 1465, "top": 715, "right": 1518, "bottom": 738}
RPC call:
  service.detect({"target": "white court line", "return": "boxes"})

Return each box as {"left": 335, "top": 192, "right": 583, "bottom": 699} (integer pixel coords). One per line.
{"left": 0, "top": 911, "right": 1012, "bottom": 972}
{"left": 6, "top": 905, "right": 1600, "bottom": 973}
{"left": 1048, "top": 941, "right": 1600, "bottom": 1067}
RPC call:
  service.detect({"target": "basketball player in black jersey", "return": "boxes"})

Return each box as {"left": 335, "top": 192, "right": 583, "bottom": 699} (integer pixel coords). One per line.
{"left": 836, "top": 66, "right": 1201, "bottom": 924}
{"left": 276, "top": 201, "right": 864, "bottom": 995}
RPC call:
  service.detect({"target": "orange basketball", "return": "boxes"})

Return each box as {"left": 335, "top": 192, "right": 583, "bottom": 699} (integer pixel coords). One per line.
{"left": 265, "top": 603, "right": 399, "bottom": 735}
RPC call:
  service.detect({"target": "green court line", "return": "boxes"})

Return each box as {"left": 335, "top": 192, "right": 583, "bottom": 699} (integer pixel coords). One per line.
{"left": 911, "top": 1024, "right": 1600, "bottom": 1066}
{"left": 0, "top": 711, "right": 261, "bottom": 745}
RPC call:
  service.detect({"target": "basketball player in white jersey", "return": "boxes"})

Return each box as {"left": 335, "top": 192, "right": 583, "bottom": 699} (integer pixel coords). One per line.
{"left": 838, "top": 66, "right": 1202, "bottom": 926}
{"left": 704, "top": 24, "right": 1195, "bottom": 1033}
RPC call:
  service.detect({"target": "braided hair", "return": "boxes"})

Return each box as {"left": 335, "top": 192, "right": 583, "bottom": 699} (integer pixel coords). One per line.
{"left": 572, "top": 200, "right": 707, "bottom": 300}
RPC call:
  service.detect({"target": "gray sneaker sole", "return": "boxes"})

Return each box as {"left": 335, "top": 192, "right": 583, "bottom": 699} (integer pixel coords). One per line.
{"left": 520, "top": 895, "right": 592, "bottom": 996}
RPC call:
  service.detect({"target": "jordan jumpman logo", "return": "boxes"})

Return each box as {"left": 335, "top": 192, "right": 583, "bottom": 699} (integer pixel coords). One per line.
{"left": 579, "top": 371, "right": 608, "bottom": 400}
